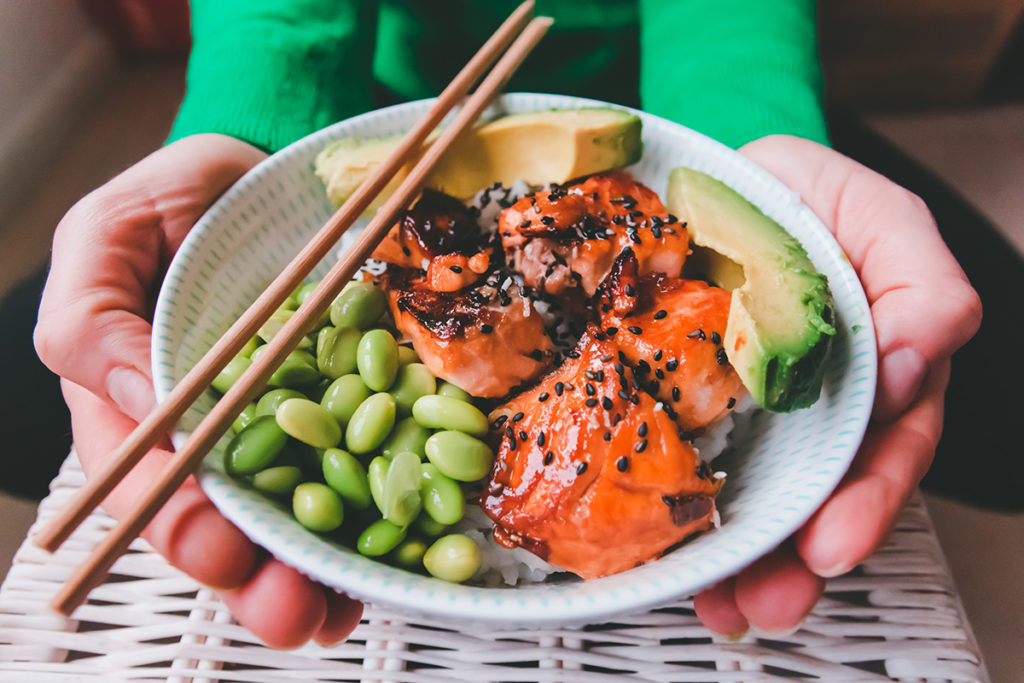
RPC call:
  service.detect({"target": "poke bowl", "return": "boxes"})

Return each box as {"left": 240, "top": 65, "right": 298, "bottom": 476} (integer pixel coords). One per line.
{"left": 151, "top": 93, "right": 876, "bottom": 628}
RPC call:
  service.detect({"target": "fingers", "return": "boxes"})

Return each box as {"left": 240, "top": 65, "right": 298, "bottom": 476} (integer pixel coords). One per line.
{"left": 63, "top": 380, "right": 257, "bottom": 589}
{"left": 796, "top": 360, "right": 950, "bottom": 577}
{"left": 315, "top": 590, "right": 365, "bottom": 646}
{"left": 35, "top": 135, "right": 266, "bottom": 422}
{"left": 219, "top": 559, "right": 328, "bottom": 650}
{"left": 739, "top": 136, "right": 981, "bottom": 419}
{"left": 694, "top": 545, "right": 825, "bottom": 635}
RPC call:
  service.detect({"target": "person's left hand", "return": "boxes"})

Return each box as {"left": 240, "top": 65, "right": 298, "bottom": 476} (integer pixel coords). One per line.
{"left": 692, "top": 136, "right": 981, "bottom": 636}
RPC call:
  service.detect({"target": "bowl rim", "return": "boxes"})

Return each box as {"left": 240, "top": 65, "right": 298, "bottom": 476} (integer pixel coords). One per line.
{"left": 152, "top": 92, "right": 876, "bottom": 627}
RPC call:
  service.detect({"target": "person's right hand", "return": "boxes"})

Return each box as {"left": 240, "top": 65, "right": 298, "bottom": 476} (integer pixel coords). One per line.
{"left": 35, "top": 134, "right": 363, "bottom": 648}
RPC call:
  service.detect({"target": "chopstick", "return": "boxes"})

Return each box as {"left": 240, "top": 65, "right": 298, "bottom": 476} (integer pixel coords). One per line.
{"left": 48, "top": 14, "right": 554, "bottom": 616}
{"left": 34, "top": 0, "right": 537, "bottom": 556}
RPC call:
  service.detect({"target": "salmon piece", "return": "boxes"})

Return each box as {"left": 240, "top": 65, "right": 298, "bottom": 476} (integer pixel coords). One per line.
{"left": 383, "top": 269, "right": 553, "bottom": 398}
{"left": 498, "top": 172, "right": 689, "bottom": 296}
{"left": 372, "top": 189, "right": 493, "bottom": 292}
{"left": 482, "top": 328, "right": 721, "bottom": 578}
{"left": 598, "top": 250, "right": 747, "bottom": 433}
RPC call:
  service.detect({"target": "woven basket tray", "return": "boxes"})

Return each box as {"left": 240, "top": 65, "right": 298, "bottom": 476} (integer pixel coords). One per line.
{"left": 0, "top": 455, "right": 988, "bottom": 682}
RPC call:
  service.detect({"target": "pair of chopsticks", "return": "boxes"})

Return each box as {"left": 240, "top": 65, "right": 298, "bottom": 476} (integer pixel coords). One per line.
{"left": 37, "top": 1, "right": 552, "bottom": 615}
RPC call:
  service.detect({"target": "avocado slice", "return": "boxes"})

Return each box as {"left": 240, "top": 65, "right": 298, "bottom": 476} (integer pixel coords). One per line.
{"left": 666, "top": 167, "right": 836, "bottom": 412}
{"left": 315, "top": 108, "right": 642, "bottom": 210}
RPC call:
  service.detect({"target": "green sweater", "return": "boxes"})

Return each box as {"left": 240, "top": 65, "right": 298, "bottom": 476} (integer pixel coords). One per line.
{"left": 168, "top": 0, "right": 827, "bottom": 153}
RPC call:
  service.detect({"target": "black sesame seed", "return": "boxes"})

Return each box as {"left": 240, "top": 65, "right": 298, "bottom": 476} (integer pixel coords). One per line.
{"left": 538, "top": 392, "right": 550, "bottom": 402}
{"left": 449, "top": 265, "right": 463, "bottom": 273}
{"left": 603, "top": 432, "right": 612, "bottom": 442}
{"left": 625, "top": 284, "right": 636, "bottom": 297}
{"left": 601, "top": 396, "right": 613, "bottom": 410}
{"left": 519, "top": 430, "right": 528, "bottom": 441}
{"left": 687, "top": 328, "right": 706, "bottom": 340}
{"left": 672, "top": 386, "right": 681, "bottom": 402}
{"left": 617, "top": 390, "right": 629, "bottom": 400}
{"left": 480, "top": 323, "right": 493, "bottom": 334}
{"left": 651, "top": 225, "right": 663, "bottom": 239}
{"left": 543, "top": 451, "right": 554, "bottom": 465}
{"left": 616, "top": 456, "right": 629, "bottom": 472}
{"left": 605, "top": 326, "right": 618, "bottom": 336}
{"left": 627, "top": 325, "right": 643, "bottom": 335}
{"left": 666, "top": 214, "right": 678, "bottom": 224}
{"left": 537, "top": 432, "right": 546, "bottom": 447}
{"left": 600, "top": 354, "right": 613, "bottom": 362}
{"left": 612, "top": 214, "right": 625, "bottom": 225}
{"left": 666, "top": 359, "right": 679, "bottom": 371}
{"left": 638, "top": 422, "right": 648, "bottom": 437}
{"left": 727, "top": 397, "right": 736, "bottom": 409}
{"left": 636, "top": 359, "right": 651, "bottom": 374}
{"left": 584, "top": 370, "right": 598, "bottom": 381}
{"left": 555, "top": 382, "right": 564, "bottom": 396}
{"left": 654, "top": 309, "right": 668, "bottom": 320}
{"left": 614, "top": 363, "right": 625, "bottom": 376}
{"left": 519, "top": 219, "right": 531, "bottom": 228}
{"left": 505, "top": 426, "right": 515, "bottom": 439}
{"left": 630, "top": 394, "right": 640, "bottom": 405}
{"left": 585, "top": 383, "right": 596, "bottom": 396}
{"left": 618, "top": 351, "right": 629, "bottom": 364}
{"left": 509, "top": 435, "right": 517, "bottom": 450}
{"left": 662, "top": 495, "right": 673, "bottom": 506}
{"left": 635, "top": 439, "right": 648, "bottom": 453}
{"left": 655, "top": 369, "right": 665, "bottom": 380}
{"left": 540, "top": 215, "right": 555, "bottom": 225}
{"left": 494, "top": 414, "right": 509, "bottom": 427}
{"left": 653, "top": 350, "right": 663, "bottom": 362}
{"left": 585, "top": 398, "right": 598, "bottom": 408}
{"left": 576, "top": 462, "right": 588, "bottom": 475}
{"left": 401, "top": 245, "right": 412, "bottom": 256}
{"left": 612, "top": 413, "right": 623, "bottom": 425}
{"left": 716, "top": 348, "right": 729, "bottom": 365}
{"left": 529, "top": 349, "right": 544, "bottom": 361}
{"left": 512, "top": 412, "right": 525, "bottom": 423}
{"left": 711, "top": 331, "right": 722, "bottom": 345}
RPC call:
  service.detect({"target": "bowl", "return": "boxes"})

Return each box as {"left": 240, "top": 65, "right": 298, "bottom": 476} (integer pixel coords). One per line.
{"left": 151, "top": 93, "right": 876, "bottom": 628}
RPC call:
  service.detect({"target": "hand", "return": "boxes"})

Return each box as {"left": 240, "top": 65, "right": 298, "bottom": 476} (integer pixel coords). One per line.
{"left": 693, "top": 136, "right": 982, "bottom": 636}
{"left": 35, "top": 134, "right": 363, "bottom": 648}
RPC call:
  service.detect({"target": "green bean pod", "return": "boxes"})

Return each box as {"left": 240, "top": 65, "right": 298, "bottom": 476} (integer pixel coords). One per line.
{"left": 390, "top": 363, "right": 436, "bottom": 414}
{"left": 380, "top": 417, "right": 430, "bottom": 459}
{"left": 292, "top": 482, "right": 344, "bottom": 532}
{"left": 356, "top": 329, "right": 399, "bottom": 391}
{"left": 320, "top": 374, "right": 371, "bottom": 427}
{"left": 316, "top": 325, "right": 360, "bottom": 379}
{"left": 357, "top": 519, "right": 407, "bottom": 557}
{"left": 423, "top": 534, "right": 481, "bottom": 582}
{"left": 411, "top": 395, "right": 488, "bottom": 436}
{"left": 275, "top": 398, "right": 341, "bottom": 448}
{"left": 345, "top": 392, "right": 396, "bottom": 454}
{"left": 424, "top": 431, "right": 493, "bottom": 481}
{"left": 322, "top": 448, "right": 371, "bottom": 509}
{"left": 224, "top": 415, "right": 289, "bottom": 475}
{"left": 330, "top": 281, "right": 387, "bottom": 330}
{"left": 419, "top": 463, "right": 464, "bottom": 525}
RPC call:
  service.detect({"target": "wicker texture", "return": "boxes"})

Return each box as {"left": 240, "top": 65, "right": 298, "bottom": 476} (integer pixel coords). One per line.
{"left": 0, "top": 456, "right": 987, "bottom": 682}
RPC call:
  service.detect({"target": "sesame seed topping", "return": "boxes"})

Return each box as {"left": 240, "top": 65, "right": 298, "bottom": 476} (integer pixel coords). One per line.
{"left": 519, "top": 430, "right": 528, "bottom": 441}
{"left": 538, "top": 392, "right": 550, "bottom": 402}
{"left": 585, "top": 383, "right": 596, "bottom": 396}
{"left": 616, "top": 456, "right": 629, "bottom": 472}
{"left": 544, "top": 451, "right": 554, "bottom": 465}
{"left": 711, "top": 331, "right": 722, "bottom": 345}
{"left": 687, "top": 328, "right": 706, "bottom": 340}
{"left": 540, "top": 215, "right": 555, "bottom": 225}
{"left": 576, "top": 462, "right": 588, "bottom": 475}
{"left": 630, "top": 394, "right": 640, "bottom": 405}
{"left": 585, "top": 398, "right": 598, "bottom": 408}
{"left": 727, "top": 397, "right": 736, "bottom": 409}
{"left": 654, "top": 309, "right": 668, "bottom": 320}
{"left": 672, "top": 386, "right": 681, "bottom": 401}
{"left": 666, "top": 359, "right": 679, "bottom": 371}
{"left": 512, "top": 412, "right": 524, "bottom": 423}
{"left": 537, "top": 432, "right": 546, "bottom": 446}
{"left": 627, "top": 326, "right": 643, "bottom": 335}
{"left": 449, "top": 265, "right": 463, "bottom": 273}
{"left": 509, "top": 435, "right": 517, "bottom": 450}
{"left": 519, "top": 219, "right": 531, "bottom": 228}
{"left": 494, "top": 414, "right": 508, "bottom": 427}
{"left": 614, "top": 363, "right": 625, "bottom": 375}
{"left": 505, "top": 426, "right": 515, "bottom": 439}
{"left": 554, "top": 382, "right": 564, "bottom": 396}
{"left": 661, "top": 495, "right": 673, "bottom": 506}
{"left": 600, "top": 354, "right": 613, "bottom": 362}
{"left": 653, "top": 350, "right": 663, "bottom": 361}
{"left": 638, "top": 422, "right": 648, "bottom": 437}
{"left": 605, "top": 326, "right": 618, "bottom": 336}
{"left": 635, "top": 441, "right": 648, "bottom": 454}
{"left": 603, "top": 432, "right": 612, "bottom": 442}
{"left": 655, "top": 369, "right": 665, "bottom": 379}
{"left": 601, "top": 396, "right": 613, "bottom": 410}
{"left": 480, "top": 323, "right": 493, "bottom": 334}
{"left": 716, "top": 348, "right": 729, "bottom": 365}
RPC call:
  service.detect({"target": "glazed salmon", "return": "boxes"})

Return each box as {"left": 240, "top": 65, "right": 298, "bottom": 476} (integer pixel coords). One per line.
{"left": 598, "top": 250, "right": 747, "bottom": 433}
{"left": 482, "top": 328, "right": 722, "bottom": 578}
{"left": 383, "top": 268, "right": 553, "bottom": 398}
{"left": 372, "top": 189, "right": 493, "bottom": 292}
{"left": 498, "top": 172, "right": 688, "bottom": 296}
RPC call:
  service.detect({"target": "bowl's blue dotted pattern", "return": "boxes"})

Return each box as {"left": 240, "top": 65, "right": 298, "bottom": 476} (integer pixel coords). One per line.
{"left": 151, "top": 94, "right": 876, "bottom": 628}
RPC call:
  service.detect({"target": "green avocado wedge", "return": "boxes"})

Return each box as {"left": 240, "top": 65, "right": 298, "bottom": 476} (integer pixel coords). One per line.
{"left": 315, "top": 108, "right": 642, "bottom": 210}
{"left": 666, "top": 167, "right": 836, "bottom": 412}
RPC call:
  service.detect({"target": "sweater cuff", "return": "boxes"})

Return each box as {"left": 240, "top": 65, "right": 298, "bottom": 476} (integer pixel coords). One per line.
{"left": 638, "top": 0, "right": 828, "bottom": 148}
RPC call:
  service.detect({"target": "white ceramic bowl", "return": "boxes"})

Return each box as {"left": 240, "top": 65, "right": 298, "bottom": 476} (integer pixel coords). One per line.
{"left": 152, "top": 93, "right": 876, "bottom": 628}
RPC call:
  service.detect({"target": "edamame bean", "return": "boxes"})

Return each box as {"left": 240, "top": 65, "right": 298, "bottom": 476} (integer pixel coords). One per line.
{"left": 397, "top": 345, "right": 418, "bottom": 366}
{"left": 255, "top": 388, "right": 305, "bottom": 418}
{"left": 322, "top": 448, "right": 371, "bottom": 509}
{"left": 393, "top": 539, "right": 427, "bottom": 569}
{"left": 330, "top": 281, "right": 387, "bottom": 330}
{"left": 320, "top": 374, "right": 371, "bottom": 427}
{"left": 383, "top": 451, "right": 422, "bottom": 526}
{"left": 380, "top": 417, "right": 430, "bottom": 459}
{"left": 367, "top": 456, "right": 389, "bottom": 515}
{"left": 414, "top": 513, "right": 447, "bottom": 538}
{"left": 212, "top": 355, "right": 251, "bottom": 394}
{"left": 293, "top": 482, "right": 344, "bottom": 532}
{"left": 424, "top": 431, "right": 493, "bottom": 481}
{"left": 436, "top": 382, "right": 472, "bottom": 402}
{"left": 238, "top": 335, "right": 261, "bottom": 359}
{"left": 345, "top": 392, "right": 396, "bottom": 454}
{"left": 267, "top": 350, "right": 321, "bottom": 389}
{"left": 423, "top": 534, "right": 480, "bottom": 582}
{"left": 390, "top": 363, "right": 435, "bottom": 414}
{"left": 252, "top": 465, "right": 303, "bottom": 496}
{"left": 276, "top": 398, "right": 341, "bottom": 448}
{"left": 412, "top": 395, "right": 488, "bottom": 436}
{"left": 224, "top": 415, "right": 289, "bottom": 475}
{"left": 295, "top": 281, "right": 318, "bottom": 305}
{"left": 356, "top": 329, "right": 399, "bottom": 391}
{"left": 232, "top": 403, "right": 257, "bottom": 432}
{"left": 357, "top": 519, "right": 406, "bottom": 557}
{"left": 257, "top": 309, "right": 313, "bottom": 349}
{"left": 316, "top": 325, "right": 360, "bottom": 379}
{"left": 420, "top": 463, "right": 464, "bottom": 525}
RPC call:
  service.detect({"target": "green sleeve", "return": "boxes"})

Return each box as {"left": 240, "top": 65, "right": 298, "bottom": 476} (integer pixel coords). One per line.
{"left": 167, "top": 0, "right": 378, "bottom": 153}
{"left": 638, "top": 0, "right": 828, "bottom": 148}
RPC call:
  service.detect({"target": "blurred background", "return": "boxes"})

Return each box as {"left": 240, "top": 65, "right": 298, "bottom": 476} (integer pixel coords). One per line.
{"left": 0, "top": 1, "right": 1021, "bottom": 679}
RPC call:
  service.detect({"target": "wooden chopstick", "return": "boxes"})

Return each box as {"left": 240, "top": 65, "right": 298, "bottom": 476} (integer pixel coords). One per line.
{"left": 49, "top": 15, "right": 554, "bottom": 616}
{"left": 34, "top": 0, "right": 537, "bottom": 556}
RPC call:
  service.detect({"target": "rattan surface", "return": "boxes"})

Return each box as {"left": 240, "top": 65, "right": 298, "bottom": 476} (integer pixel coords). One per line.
{"left": 0, "top": 455, "right": 988, "bottom": 682}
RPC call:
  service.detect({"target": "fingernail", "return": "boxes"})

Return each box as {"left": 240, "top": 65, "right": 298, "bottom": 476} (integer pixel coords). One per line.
{"left": 752, "top": 624, "right": 802, "bottom": 639}
{"left": 813, "top": 560, "right": 853, "bottom": 579}
{"left": 725, "top": 630, "right": 748, "bottom": 642}
{"left": 106, "top": 366, "right": 156, "bottom": 421}
{"left": 876, "top": 347, "right": 927, "bottom": 420}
